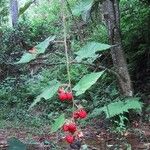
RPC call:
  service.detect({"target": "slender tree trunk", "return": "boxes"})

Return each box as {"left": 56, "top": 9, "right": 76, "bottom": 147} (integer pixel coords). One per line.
{"left": 102, "top": 0, "right": 133, "bottom": 96}
{"left": 10, "top": 0, "right": 19, "bottom": 28}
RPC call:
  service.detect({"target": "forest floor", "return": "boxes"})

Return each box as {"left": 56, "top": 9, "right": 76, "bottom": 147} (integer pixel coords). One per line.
{"left": 0, "top": 119, "right": 150, "bottom": 150}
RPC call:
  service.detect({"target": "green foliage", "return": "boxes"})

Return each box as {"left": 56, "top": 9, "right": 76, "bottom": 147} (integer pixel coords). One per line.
{"left": 0, "top": 0, "right": 149, "bottom": 136}
{"left": 0, "top": 0, "right": 8, "bottom": 27}
{"left": 73, "top": 71, "right": 104, "bottom": 96}
{"left": 72, "top": 0, "right": 94, "bottom": 16}
{"left": 75, "top": 42, "right": 111, "bottom": 62}
{"left": 35, "top": 36, "right": 55, "bottom": 53}
{"left": 121, "top": 0, "right": 150, "bottom": 90}
{"left": 15, "top": 36, "right": 55, "bottom": 64}
{"left": 29, "top": 79, "right": 61, "bottom": 109}
{"left": 114, "top": 115, "right": 128, "bottom": 133}
{"left": 51, "top": 114, "right": 65, "bottom": 133}
{"left": 19, "top": 0, "right": 33, "bottom": 16}
{"left": 90, "top": 97, "right": 142, "bottom": 118}
{"left": 15, "top": 53, "right": 37, "bottom": 64}
{"left": 87, "top": 24, "right": 108, "bottom": 43}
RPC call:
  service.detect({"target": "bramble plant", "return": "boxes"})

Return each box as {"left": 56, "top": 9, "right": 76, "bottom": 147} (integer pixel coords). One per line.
{"left": 12, "top": 0, "right": 143, "bottom": 146}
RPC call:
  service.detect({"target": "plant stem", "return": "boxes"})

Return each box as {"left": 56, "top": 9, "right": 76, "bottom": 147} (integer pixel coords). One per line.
{"left": 61, "top": 0, "right": 75, "bottom": 120}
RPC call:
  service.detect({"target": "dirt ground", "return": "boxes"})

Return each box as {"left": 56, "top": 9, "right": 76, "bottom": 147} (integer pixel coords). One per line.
{"left": 0, "top": 120, "right": 149, "bottom": 150}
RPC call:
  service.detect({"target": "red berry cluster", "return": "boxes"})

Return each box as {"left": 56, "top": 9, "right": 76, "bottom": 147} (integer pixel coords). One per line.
{"left": 73, "top": 109, "right": 87, "bottom": 119}
{"left": 58, "top": 87, "right": 87, "bottom": 144}
{"left": 58, "top": 88, "right": 73, "bottom": 101}
{"left": 63, "top": 123, "right": 77, "bottom": 144}
{"left": 63, "top": 109, "right": 87, "bottom": 144}
{"left": 63, "top": 123, "right": 77, "bottom": 133}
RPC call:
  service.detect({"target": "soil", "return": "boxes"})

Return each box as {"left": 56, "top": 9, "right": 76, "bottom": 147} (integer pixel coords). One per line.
{"left": 0, "top": 120, "right": 149, "bottom": 150}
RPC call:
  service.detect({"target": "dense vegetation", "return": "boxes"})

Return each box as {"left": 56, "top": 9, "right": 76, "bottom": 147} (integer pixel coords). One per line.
{"left": 0, "top": 0, "right": 149, "bottom": 149}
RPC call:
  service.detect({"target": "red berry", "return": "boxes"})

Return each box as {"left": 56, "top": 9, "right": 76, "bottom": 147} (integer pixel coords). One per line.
{"left": 68, "top": 123, "right": 77, "bottom": 133}
{"left": 58, "top": 92, "right": 67, "bottom": 101}
{"left": 78, "top": 109, "right": 87, "bottom": 119}
{"left": 65, "top": 135, "right": 74, "bottom": 144}
{"left": 66, "top": 92, "right": 73, "bottom": 100}
{"left": 72, "top": 111, "right": 79, "bottom": 119}
{"left": 63, "top": 124, "right": 69, "bottom": 131}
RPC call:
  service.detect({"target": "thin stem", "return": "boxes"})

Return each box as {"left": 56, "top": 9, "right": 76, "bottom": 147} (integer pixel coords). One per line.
{"left": 62, "top": 1, "right": 71, "bottom": 87}
{"left": 61, "top": 0, "right": 75, "bottom": 120}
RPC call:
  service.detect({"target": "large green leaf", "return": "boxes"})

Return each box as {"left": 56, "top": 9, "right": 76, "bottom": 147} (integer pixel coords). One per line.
{"left": 72, "top": 0, "right": 94, "bottom": 16}
{"left": 51, "top": 114, "right": 65, "bottom": 133}
{"left": 29, "top": 79, "right": 60, "bottom": 109}
{"left": 35, "top": 36, "right": 55, "bottom": 54}
{"left": 90, "top": 97, "right": 142, "bottom": 118}
{"left": 75, "top": 42, "right": 111, "bottom": 62}
{"left": 15, "top": 53, "right": 37, "bottom": 64}
{"left": 19, "top": 1, "right": 33, "bottom": 16}
{"left": 73, "top": 71, "right": 104, "bottom": 96}
{"left": 124, "top": 97, "right": 142, "bottom": 111}
{"left": 15, "top": 36, "right": 55, "bottom": 64}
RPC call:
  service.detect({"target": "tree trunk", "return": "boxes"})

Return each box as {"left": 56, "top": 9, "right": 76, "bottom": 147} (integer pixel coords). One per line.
{"left": 10, "top": 0, "right": 19, "bottom": 28}
{"left": 102, "top": 0, "right": 133, "bottom": 96}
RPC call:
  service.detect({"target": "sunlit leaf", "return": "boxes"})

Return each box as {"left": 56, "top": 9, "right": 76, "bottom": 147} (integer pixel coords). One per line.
{"left": 29, "top": 79, "right": 60, "bottom": 109}
{"left": 35, "top": 36, "right": 55, "bottom": 54}
{"left": 15, "top": 53, "right": 37, "bottom": 64}
{"left": 75, "top": 42, "right": 111, "bottom": 62}
{"left": 90, "top": 97, "right": 142, "bottom": 118}
{"left": 72, "top": 0, "right": 94, "bottom": 16}
{"left": 19, "top": 0, "right": 33, "bottom": 16}
{"left": 51, "top": 114, "right": 65, "bottom": 133}
{"left": 81, "top": 9, "right": 91, "bottom": 22}
{"left": 15, "top": 36, "right": 55, "bottom": 64}
{"left": 73, "top": 71, "right": 104, "bottom": 96}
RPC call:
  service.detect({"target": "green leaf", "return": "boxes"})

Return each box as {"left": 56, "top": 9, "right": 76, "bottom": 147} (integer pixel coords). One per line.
{"left": 124, "top": 97, "right": 142, "bottom": 111}
{"left": 81, "top": 10, "right": 90, "bottom": 22}
{"left": 72, "top": 0, "right": 94, "bottom": 16}
{"left": 104, "top": 101, "right": 126, "bottom": 118}
{"left": 90, "top": 97, "right": 142, "bottom": 119}
{"left": 19, "top": 1, "right": 33, "bottom": 16}
{"left": 29, "top": 79, "right": 60, "bottom": 109}
{"left": 15, "top": 36, "right": 55, "bottom": 64}
{"left": 35, "top": 36, "right": 55, "bottom": 54}
{"left": 51, "top": 114, "right": 65, "bottom": 133}
{"left": 73, "top": 71, "right": 104, "bottom": 96}
{"left": 75, "top": 42, "right": 111, "bottom": 62}
{"left": 81, "top": 144, "right": 89, "bottom": 150}
{"left": 8, "top": 137, "right": 26, "bottom": 150}
{"left": 15, "top": 53, "right": 37, "bottom": 64}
